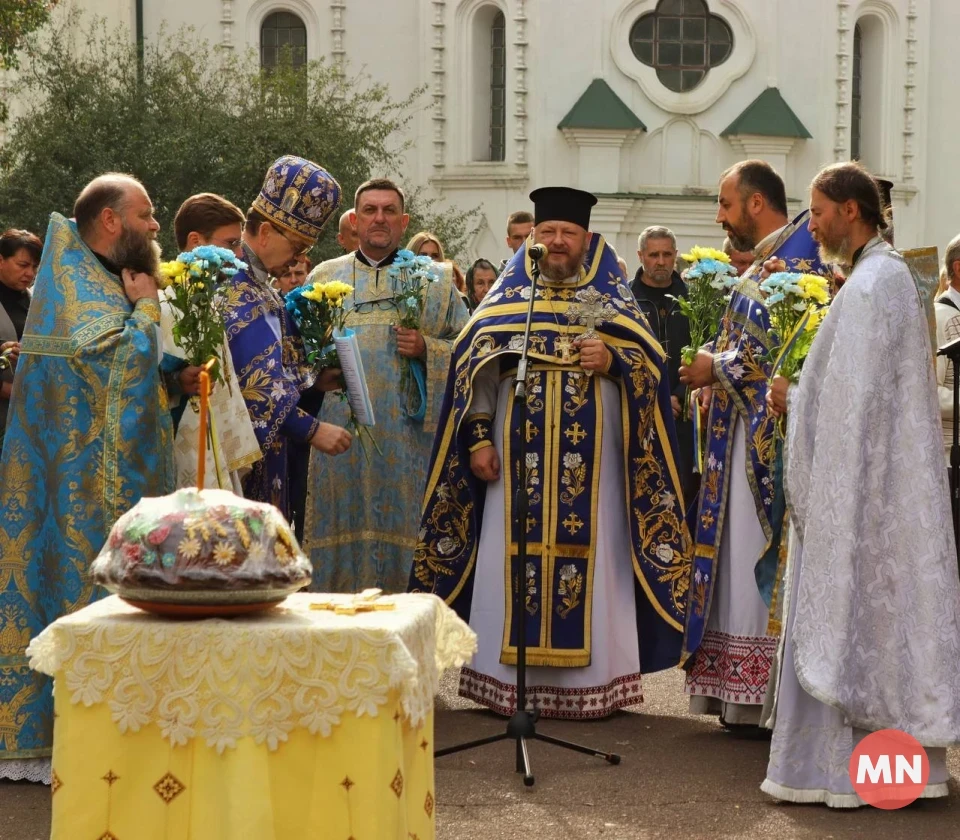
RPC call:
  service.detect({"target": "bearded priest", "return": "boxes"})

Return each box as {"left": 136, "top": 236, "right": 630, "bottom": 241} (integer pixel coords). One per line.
{"left": 410, "top": 187, "right": 691, "bottom": 719}
{"left": 763, "top": 161, "right": 960, "bottom": 806}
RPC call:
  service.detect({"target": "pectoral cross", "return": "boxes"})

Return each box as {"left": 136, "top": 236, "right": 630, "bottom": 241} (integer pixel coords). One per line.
{"left": 566, "top": 288, "right": 619, "bottom": 377}
{"left": 555, "top": 334, "right": 575, "bottom": 364}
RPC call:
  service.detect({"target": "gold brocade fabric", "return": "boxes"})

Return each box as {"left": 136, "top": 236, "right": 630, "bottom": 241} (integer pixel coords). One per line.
{"left": 49, "top": 690, "right": 436, "bottom": 840}
{"left": 27, "top": 594, "right": 476, "bottom": 753}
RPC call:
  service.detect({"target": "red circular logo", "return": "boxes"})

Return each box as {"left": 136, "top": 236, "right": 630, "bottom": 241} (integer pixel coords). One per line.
{"left": 849, "top": 729, "right": 930, "bottom": 809}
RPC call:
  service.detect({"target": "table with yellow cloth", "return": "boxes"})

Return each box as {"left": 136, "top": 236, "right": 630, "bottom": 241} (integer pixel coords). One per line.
{"left": 26, "top": 592, "right": 476, "bottom": 840}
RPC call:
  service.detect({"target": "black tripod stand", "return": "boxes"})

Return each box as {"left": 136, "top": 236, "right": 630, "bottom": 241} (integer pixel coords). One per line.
{"left": 938, "top": 336, "right": 960, "bottom": 560}
{"left": 435, "top": 249, "right": 621, "bottom": 786}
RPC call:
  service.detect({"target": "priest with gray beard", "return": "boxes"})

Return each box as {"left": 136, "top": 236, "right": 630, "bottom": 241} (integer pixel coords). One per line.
{"left": 763, "top": 161, "right": 960, "bottom": 807}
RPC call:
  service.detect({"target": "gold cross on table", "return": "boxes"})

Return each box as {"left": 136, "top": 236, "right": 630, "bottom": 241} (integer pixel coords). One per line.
{"left": 566, "top": 288, "right": 619, "bottom": 377}
{"left": 310, "top": 588, "right": 396, "bottom": 615}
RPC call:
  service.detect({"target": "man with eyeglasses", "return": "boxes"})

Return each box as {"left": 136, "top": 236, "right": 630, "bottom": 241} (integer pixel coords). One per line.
{"left": 158, "top": 192, "right": 263, "bottom": 493}
{"left": 224, "top": 156, "right": 352, "bottom": 519}
{"left": 304, "top": 177, "right": 469, "bottom": 593}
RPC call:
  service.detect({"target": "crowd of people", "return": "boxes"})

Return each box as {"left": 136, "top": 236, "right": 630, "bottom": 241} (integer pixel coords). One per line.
{"left": 2, "top": 154, "right": 960, "bottom": 811}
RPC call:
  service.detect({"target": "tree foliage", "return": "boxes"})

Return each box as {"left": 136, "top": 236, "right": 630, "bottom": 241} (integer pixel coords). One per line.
{"left": 0, "top": 0, "right": 56, "bottom": 70}
{"left": 0, "top": 15, "right": 479, "bottom": 263}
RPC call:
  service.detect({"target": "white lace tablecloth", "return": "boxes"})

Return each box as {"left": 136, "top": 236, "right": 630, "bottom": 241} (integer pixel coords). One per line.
{"left": 27, "top": 593, "right": 476, "bottom": 754}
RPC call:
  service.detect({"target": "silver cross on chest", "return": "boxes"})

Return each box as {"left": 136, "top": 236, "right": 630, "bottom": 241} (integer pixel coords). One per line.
{"left": 566, "top": 287, "right": 619, "bottom": 376}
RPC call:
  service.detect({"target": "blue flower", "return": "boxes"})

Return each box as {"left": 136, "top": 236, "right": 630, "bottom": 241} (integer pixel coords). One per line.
{"left": 405, "top": 295, "right": 419, "bottom": 308}
{"left": 396, "top": 249, "right": 415, "bottom": 261}
{"left": 161, "top": 552, "right": 176, "bottom": 568}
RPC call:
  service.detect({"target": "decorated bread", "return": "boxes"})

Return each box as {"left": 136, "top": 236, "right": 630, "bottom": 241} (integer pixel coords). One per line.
{"left": 92, "top": 488, "right": 311, "bottom": 595}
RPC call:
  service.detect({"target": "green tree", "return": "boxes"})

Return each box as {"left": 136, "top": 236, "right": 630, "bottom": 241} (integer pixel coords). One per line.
{"left": 0, "top": 0, "right": 56, "bottom": 70}
{"left": 0, "top": 15, "right": 478, "bottom": 263}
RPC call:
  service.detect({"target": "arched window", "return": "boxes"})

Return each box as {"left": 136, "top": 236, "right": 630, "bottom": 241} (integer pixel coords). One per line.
{"left": 629, "top": 0, "right": 733, "bottom": 94}
{"left": 489, "top": 11, "right": 507, "bottom": 162}
{"left": 470, "top": 5, "right": 508, "bottom": 162}
{"left": 260, "top": 11, "right": 307, "bottom": 70}
{"left": 851, "top": 23, "right": 863, "bottom": 160}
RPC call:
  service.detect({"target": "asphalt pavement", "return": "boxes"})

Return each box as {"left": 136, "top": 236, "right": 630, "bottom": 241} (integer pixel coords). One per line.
{"left": 2, "top": 668, "right": 957, "bottom": 840}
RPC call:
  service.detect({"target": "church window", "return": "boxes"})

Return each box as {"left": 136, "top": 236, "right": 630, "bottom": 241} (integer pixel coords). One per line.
{"left": 260, "top": 11, "right": 307, "bottom": 70}
{"left": 851, "top": 23, "right": 863, "bottom": 160}
{"left": 629, "top": 0, "right": 733, "bottom": 94}
{"left": 489, "top": 10, "right": 507, "bottom": 162}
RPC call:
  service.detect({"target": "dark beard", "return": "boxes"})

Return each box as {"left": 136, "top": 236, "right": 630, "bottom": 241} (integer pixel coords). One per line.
{"left": 540, "top": 252, "right": 585, "bottom": 282}
{"left": 725, "top": 217, "right": 759, "bottom": 252}
{"left": 112, "top": 224, "right": 161, "bottom": 276}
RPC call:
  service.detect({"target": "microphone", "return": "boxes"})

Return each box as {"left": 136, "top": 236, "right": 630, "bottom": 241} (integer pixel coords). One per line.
{"left": 527, "top": 244, "right": 548, "bottom": 261}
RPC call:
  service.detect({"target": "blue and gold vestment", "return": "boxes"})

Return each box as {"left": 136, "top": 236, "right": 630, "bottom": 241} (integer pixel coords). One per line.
{"left": 0, "top": 214, "right": 174, "bottom": 766}
{"left": 682, "top": 213, "right": 830, "bottom": 662}
{"left": 410, "top": 237, "right": 692, "bottom": 672}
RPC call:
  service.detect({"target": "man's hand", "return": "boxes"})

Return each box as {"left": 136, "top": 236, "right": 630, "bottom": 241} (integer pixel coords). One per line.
{"left": 767, "top": 375, "right": 790, "bottom": 418}
{"left": 121, "top": 268, "right": 159, "bottom": 304}
{"left": 178, "top": 365, "right": 203, "bottom": 397}
{"left": 696, "top": 385, "right": 713, "bottom": 416}
{"left": 0, "top": 340, "right": 20, "bottom": 361}
{"left": 394, "top": 327, "right": 426, "bottom": 358}
{"left": 310, "top": 422, "right": 353, "bottom": 455}
{"left": 470, "top": 446, "right": 501, "bottom": 482}
{"left": 670, "top": 395, "right": 681, "bottom": 418}
{"left": 760, "top": 258, "right": 786, "bottom": 282}
{"left": 576, "top": 337, "right": 611, "bottom": 372}
{"left": 314, "top": 367, "right": 343, "bottom": 392}
{"left": 679, "top": 350, "right": 716, "bottom": 389}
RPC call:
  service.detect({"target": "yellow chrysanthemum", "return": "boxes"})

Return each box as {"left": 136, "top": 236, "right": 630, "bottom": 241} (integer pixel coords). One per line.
{"left": 318, "top": 281, "right": 353, "bottom": 303}
{"left": 804, "top": 306, "right": 827, "bottom": 331}
{"left": 300, "top": 286, "right": 324, "bottom": 302}
{"left": 159, "top": 260, "right": 187, "bottom": 279}
{"left": 212, "top": 541, "right": 236, "bottom": 566}
{"left": 681, "top": 246, "right": 731, "bottom": 264}
{"left": 798, "top": 274, "right": 830, "bottom": 305}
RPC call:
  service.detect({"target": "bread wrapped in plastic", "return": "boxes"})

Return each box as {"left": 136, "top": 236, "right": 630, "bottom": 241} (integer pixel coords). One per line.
{"left": 92, "top": 489, "right": 311, "bottom": 593}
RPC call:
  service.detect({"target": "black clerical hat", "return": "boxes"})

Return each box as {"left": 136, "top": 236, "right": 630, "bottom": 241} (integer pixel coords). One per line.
{"left": 529, "top": 186, "right": 598, "bottom": 229}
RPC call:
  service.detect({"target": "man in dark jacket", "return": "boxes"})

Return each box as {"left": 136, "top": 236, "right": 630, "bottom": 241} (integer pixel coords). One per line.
{"left": 630, "top": 225, "right": 697, "bottom": 510}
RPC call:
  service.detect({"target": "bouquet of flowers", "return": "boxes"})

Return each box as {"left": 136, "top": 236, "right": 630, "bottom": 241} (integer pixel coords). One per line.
{"left": 758, "top": 271, "right": 831, "bottom": 382}
{"left": 671, "top": 246, "right": 739, "bottom": 419}
{"left": 387, "top": 249, "right": 442, "bottom": 421}
{"left": 285, "top": 280, "right": 382, "bottom": 459}
{"left": 158, "top": 246, "right": 247, "bottom": 386}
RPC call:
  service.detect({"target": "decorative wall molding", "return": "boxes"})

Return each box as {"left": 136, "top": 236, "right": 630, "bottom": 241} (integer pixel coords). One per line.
{"left": 512, "top": 0, "right": 529, "bottom": 167}
{"left": 220, "top": 0, "right": 235, "bottom": 48}
{"left": 834, "top": 0, "right": 852, "bottom": 161}
{"left": 431, "top": 0, "right": 448, "bottom": 169}
{"left": 429, "top": 164, "right": 529, "bottom": 191}
{"left": 330, "top": 0, "right": 346, "bottom": 70}
{"left": 610, "top": 0, "right": 756, "bottom": 115}
{"left": 902, "top": 0, "right": 917, "bottom": 182}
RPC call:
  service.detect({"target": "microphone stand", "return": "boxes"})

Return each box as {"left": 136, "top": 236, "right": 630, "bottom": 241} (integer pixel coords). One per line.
{"left": 939, "top": 337, "right": 960, "bottom": 564}
{"left": 435, "top": 249, "right": 620, "bottom": 786}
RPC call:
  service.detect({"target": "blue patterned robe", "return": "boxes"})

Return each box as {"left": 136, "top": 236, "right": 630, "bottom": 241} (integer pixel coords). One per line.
{"left": 410, "top": 237, "right": 692, "bottom": 673}
{"left": 304, "top": 252, "right": 469, "bottom": 593}
{"left": 224, "top": 246, "right": 319, "bottom": 519}
{"left": 0, "top": 214, "right": 174, "bottom": 766}
{"left": 682, "top": 213, "right": 831, "bottom": 662}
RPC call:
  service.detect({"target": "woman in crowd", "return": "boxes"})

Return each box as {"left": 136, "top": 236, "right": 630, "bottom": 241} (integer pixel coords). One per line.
{"left": 464, "top": 258, "right": 498, "bottom": 312}
{"left": 407, "top": 230, "right": 468, "bottom": 296}
{"left": 0, "top": 229, "right": 42, "bottom": 452}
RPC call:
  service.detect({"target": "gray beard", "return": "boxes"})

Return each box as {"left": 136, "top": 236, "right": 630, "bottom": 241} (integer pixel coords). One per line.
{"left": 112, "top": 226, "right": 162, "bottom": 276}
{"left": 818, "top": 236, "right": 852, "bottom": 269}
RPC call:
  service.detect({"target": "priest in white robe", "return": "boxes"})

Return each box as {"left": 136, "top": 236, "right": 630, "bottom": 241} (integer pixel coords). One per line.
{"left": 763, "top": 161, "right": 960, "bottom": 807}
{"left": 410, "top": 187, "right": 691, "bottom": 719}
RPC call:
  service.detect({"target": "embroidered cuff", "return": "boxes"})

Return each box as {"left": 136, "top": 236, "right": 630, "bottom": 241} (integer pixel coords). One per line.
{"left": 466, "top": 413, "right": 494, "bottom": 453}
{"left": 135, "top": 298, "right": 162, "bottom": 323}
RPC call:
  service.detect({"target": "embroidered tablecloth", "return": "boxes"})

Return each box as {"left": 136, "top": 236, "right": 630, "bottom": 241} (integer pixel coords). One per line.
{"left": 28, "top": 592, "right": 476, "bottom": 840}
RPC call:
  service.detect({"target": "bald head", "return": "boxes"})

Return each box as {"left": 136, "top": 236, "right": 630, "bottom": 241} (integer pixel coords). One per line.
{"left": 337, "top": 208, "right": 359, "bottom": 252}
{"left": 73, "top": 174, "right": 148, "bottom": 241}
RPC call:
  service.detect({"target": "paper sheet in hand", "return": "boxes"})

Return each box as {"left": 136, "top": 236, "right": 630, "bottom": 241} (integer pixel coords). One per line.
{"left": 334, "top": 327, "right": 376, "bottom": 426}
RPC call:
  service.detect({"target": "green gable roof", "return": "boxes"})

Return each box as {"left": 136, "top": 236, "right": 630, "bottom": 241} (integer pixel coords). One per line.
{"left": 721, "top": 87, "right": 811, "bottom": 139}
{"left": 558, "top": 79, "right": 646, "bottom": 132}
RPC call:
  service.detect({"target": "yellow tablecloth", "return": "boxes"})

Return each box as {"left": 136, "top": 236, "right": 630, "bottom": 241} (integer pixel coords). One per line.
{"left": 27, "top": 592, "right": 476, "bottom": 840}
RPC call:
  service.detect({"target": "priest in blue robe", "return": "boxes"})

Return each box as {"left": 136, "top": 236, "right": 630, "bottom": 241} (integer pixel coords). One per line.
{"left": 224, "top": 156, "right": 352, "bottom": 519}
{"left": 679, "top": 160, "right": 829, "bottom": 727}
{"left": 411, "top": 187, "right": 691, "bottom": 719}
{"left": 0, "top": 175, "right": 175, "bottom": 783}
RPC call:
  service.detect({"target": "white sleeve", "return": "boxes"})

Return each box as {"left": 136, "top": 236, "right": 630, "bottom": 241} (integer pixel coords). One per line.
{"left": 467, "top": 361, "right": 498, "bottom": 418}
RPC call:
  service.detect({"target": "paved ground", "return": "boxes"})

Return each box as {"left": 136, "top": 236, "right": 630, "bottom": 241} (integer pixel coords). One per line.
{"left": 3, "top": 668, "right": 958, "bottom": 839}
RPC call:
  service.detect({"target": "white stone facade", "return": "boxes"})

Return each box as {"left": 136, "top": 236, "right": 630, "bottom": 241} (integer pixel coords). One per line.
{"left": 9, "top": 0, "right": 960, "bottom": 266}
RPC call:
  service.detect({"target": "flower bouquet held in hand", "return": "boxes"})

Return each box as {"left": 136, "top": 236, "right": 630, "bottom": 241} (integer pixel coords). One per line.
{"left": 158, "top": 246, "right": 247, "bottom": 387}
{"left": 285, "top": 280, "right": 382, "bottom": 460}
{"left": 387, "top": 249, "right": 441, "bottom": 422}
{"left": 758, "top": 270, "right": 831, "bottom": 435}
{"left": 671, "top": 246, "right": 739, "bottom": 420}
